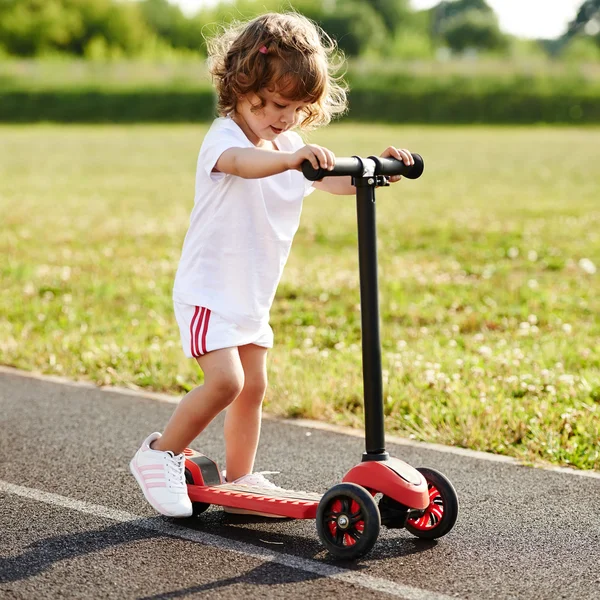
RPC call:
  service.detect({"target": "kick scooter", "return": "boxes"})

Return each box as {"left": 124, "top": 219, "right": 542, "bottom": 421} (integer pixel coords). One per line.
{"left": 183, "top": 153, "right": 459, "bottom": 559}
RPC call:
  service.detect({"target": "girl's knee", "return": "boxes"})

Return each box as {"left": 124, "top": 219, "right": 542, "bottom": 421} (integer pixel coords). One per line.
{"left": 206, "top": 370, "right": 245, "bottom": 406}
{"left": 242, "top": 373, "right": 268, "bottom": 404}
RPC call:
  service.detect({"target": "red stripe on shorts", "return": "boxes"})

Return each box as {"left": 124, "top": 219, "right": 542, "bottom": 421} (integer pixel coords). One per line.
{"left": 191, "top": 306, "right": 212, "bottom": 357}
{"left": 201, "top": 309, "right": 211, "bottom": 355}
{"left": 194, "top": 307, "right": 205, "bottom": 357}
{"left": 190, "top": 306, "right": 201, "bottom": 357}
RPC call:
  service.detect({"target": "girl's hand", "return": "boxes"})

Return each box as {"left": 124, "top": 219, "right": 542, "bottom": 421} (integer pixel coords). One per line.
{"left": 380, "top": 146, "right": 414, "bottom": 183}
{"left": 288, "top": 144, "right": 336, "bottom": 172}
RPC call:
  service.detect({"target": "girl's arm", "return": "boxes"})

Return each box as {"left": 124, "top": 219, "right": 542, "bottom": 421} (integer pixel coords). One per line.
{"left": 215, "top": 143, "right": 336, "bottom": 180}
{"left": 313, "top": 177, "right": 355, "bottom": 196}
{"left": 215, "top": 147, "right": 292, "bottom": 179}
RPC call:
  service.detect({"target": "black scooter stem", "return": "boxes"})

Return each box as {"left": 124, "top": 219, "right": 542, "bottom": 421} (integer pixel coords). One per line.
{"left": 301, "top": 151, "right": 425, "bottom": 460}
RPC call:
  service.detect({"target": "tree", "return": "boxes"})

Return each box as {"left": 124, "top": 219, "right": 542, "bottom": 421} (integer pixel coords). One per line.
{"left": 363, "top": 0, "right": 411, "bottom": 35}
{"left": 442, "top": 9, "right": 506, "bottom": 52}
{"left": 318, "top": 1, "right": 389, "bottom": 56}
{"left": 430, "top": 0, "right": 493, "bottom": 36}
{"left": 547, "top": 0, "right": 600, "bottom": 57}
{"left": 0, "top": 0, "right": 83, "bottom": 55}
{"left": 565, "top": 0, "right": 600, "bottom": 39}
{"left": 0, "top": 0, "right": 154, "bottom": 56}
{"left": 139, "top": 0, "right": 203, "bottom": 52}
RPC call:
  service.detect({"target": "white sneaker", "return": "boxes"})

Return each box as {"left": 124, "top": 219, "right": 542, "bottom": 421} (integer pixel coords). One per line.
{"left": 223, "top": 472, "right": 286, "bottom": 518}
{"left": 129, "top": 432, "right": 193, "bottom": 518}
{"left": 230, "top": 472, "right": 282, "bottom": 489}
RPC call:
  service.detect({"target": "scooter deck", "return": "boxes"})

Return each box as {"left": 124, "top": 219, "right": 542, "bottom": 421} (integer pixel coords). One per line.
{"left": 188, "top": 483, "right": 322, "bottom": 519}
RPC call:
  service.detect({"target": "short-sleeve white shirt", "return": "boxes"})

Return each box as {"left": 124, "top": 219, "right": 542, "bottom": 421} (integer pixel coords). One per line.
{"left": 173, "top": 117, "right": 314, "bottom": 328}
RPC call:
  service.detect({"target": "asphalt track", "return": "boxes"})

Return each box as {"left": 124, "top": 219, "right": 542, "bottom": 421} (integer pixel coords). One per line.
{"left": 1, "top": 369, "right": 599, "bottom": 600}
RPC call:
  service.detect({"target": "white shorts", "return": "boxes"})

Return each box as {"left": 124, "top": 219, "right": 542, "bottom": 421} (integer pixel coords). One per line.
{"left": 174, "top": 302, "right": 274, "bottom": 358}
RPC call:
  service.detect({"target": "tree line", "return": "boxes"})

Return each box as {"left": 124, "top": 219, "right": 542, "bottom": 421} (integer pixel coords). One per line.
{"left": 0, "top": 0, "right": 598, "bottom": 60}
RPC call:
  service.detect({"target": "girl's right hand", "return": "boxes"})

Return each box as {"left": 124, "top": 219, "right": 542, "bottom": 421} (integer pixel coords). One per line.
{"left": 288, "top": 144, "right": 336, "bottom": 172}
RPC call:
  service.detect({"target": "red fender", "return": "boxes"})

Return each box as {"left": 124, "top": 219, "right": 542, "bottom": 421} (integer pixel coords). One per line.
{"left": 342, "top": 459, "right": 429, "bottom": 510}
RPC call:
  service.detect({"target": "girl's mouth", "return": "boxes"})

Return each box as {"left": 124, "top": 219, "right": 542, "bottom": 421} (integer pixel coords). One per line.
{"left": 270, "top": 126, "right": 283, "bottom": 134}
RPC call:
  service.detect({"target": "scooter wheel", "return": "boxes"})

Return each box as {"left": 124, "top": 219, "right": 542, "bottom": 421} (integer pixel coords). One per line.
{"left": 316, "top": 483, "right": 380, "bottom": 559}
{"left": 405, "top": 467, "right": 458, "bottom": 539}
{"left": 184, "top": 468, "right": 210, "bottom": 517}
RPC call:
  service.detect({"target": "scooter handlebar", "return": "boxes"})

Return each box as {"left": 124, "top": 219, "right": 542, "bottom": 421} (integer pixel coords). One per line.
{"left": 301, "top": 153, "right": 424, "bottom": 181}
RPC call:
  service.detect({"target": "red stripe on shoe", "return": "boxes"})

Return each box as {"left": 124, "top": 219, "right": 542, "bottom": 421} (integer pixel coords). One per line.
{"left": 190, "top": 306, "right": 201, "bottom": 357}
{"left": 201, "top": 309, "right": 211, "bottom": 355}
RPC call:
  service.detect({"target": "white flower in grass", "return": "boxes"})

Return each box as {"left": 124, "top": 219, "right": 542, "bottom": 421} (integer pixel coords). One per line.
{"left": 508, "top": 247, "right": 519, "bottom": 259}
{"left": 562, "top": 323, "right": 572, "bottom": 334}
{"left": 579, "top": 258, "right": 596, "bottom": 275}
{"left": 479, "top": 346, "right": 492, "bottom": 357}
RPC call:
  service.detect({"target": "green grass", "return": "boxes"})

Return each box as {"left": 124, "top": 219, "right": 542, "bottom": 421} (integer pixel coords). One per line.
{"left": 1, "top": 124, "right": 599, "bottom": 470}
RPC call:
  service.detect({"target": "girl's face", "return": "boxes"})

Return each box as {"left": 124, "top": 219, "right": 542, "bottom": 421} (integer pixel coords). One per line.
{"left": 234, "top": 88, "right": 309, "bottom": 146}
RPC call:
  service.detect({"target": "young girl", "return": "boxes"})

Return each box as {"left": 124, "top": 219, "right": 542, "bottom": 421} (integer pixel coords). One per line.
{"left": 130, "top": 12, "right": 414, "bottom": 518}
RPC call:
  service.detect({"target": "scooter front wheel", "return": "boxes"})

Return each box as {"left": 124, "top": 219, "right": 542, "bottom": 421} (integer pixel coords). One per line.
{"left": 405, "top": 467, "right": 458, "bottom": 539}
{"left": 316, "top": 483, "right": 380, "bottom": 559}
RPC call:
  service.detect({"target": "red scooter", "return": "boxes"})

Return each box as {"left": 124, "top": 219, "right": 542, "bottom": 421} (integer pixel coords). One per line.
{"left": 183, "top": 153, "right": 459, "bottom": 559}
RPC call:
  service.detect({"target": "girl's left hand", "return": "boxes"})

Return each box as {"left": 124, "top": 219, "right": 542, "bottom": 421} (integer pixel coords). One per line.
{"left": 380, "top": 146, "right": 414, "bottom": 183}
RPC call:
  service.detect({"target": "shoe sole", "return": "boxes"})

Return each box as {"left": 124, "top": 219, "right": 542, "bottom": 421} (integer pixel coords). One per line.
{"left": 129, "top": 459, "right": 193, "bottom": 518}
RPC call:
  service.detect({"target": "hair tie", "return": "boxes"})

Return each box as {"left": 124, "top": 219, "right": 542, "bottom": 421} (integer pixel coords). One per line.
{"left": 259, "top": 46, "right": 268, "bottom": 54}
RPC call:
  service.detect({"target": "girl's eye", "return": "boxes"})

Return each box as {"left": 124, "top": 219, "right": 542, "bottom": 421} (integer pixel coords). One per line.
{"left": 274, "top": 103, "right": 287, "bottom": 109}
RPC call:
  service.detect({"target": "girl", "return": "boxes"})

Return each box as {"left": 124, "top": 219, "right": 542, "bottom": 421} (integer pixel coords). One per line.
{"left": 130, "top": 12, "right": 414, "bottom": 518}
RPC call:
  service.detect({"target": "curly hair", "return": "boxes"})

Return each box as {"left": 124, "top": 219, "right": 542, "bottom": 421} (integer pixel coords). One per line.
{"left": 206, "top": 12, "right": 348, "bottom": 130}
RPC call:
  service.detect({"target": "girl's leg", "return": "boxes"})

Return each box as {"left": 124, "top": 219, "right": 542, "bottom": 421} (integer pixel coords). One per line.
{"left": 223, "top": 344, "right": 268, "bottom": 482}
{"left": 153, "top": 347, "right": 245, "bottom": 455}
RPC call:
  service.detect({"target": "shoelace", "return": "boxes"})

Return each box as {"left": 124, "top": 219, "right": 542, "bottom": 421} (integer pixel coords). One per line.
{"left": 163, "top": 452, "right": 186, "bottom": 491}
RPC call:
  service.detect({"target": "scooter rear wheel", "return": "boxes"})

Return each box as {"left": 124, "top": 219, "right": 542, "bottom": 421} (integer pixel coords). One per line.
{"left": 316, "top": 483, "right": 380, "bottom": 559}
{"left": 405, "top": 467, "right": 458, "bottom": 539}
{"left": 184, "top": 468, "right": 210, "bottom": 516}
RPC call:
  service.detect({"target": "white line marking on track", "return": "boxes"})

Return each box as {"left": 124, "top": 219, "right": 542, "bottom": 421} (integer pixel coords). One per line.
{"left": 2, "top": 365, "right": 599, "bottom": 480}
{"left": 1, "top": 479, "right": 461, "bottom": 600}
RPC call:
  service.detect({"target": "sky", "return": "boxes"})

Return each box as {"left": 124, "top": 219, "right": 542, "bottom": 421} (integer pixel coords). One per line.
{"left": 170, "top": 0, "right": 584, "bottom": 40}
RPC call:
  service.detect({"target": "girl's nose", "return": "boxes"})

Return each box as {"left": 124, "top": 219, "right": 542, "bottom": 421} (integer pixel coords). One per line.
{"left": 281, "top": 109, "right": 295, "bottom": 124}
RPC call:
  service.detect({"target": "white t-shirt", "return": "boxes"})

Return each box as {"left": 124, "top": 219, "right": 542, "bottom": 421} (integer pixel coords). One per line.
{"left": 173, "top": 117, "right": 314, "bottom": 328}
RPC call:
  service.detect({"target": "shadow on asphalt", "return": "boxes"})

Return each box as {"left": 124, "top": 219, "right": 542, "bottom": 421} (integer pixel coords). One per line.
{"left": 0, "top": 513, "right": 436, "bottom": 586}
{"left": 178, "top": 511, "right": 438, "bottom": 566}
{"left": 0, "top": 520, "right": 161, "bottom": 583}
{"left": 136, "top": 562, "right": 325, "bottom": 600}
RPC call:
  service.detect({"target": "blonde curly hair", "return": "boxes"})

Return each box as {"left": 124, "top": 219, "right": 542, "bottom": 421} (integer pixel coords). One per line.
{"left": 206, "top": 12, "right": 348, "bottom": 130}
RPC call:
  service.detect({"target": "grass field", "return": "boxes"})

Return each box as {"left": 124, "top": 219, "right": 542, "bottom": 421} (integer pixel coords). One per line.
{"left": 1, "top": 124, "right": 599, "bottom": 470}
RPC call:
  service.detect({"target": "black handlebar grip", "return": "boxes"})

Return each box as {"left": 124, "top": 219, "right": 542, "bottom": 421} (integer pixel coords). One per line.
{"left": 301, "top": 153, "right": 424, "bottom": 181}
{"left": 301, "top": 157, "right": 364, "bottom": 181}
{"left": 368, "top": 154, "right": 424, "bottom": 179}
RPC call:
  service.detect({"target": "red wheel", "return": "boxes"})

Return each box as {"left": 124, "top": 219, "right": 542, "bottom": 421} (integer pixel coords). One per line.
{"left": 405, "top": 468, "right": 458, "bottom": 539}
{"left": 316, "top": 483, "right": 380, "bottom": 559}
